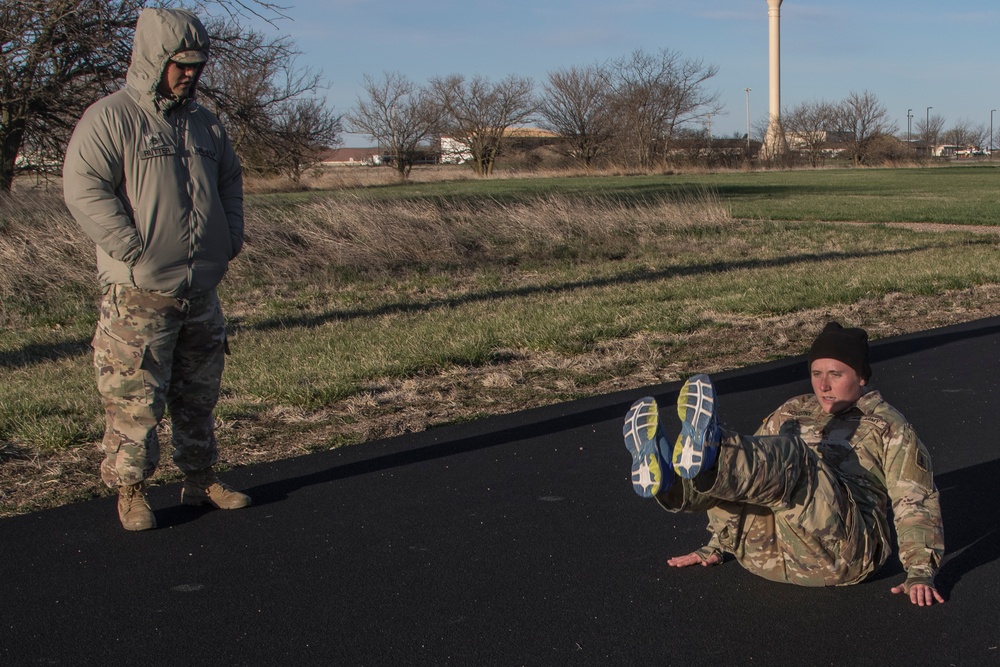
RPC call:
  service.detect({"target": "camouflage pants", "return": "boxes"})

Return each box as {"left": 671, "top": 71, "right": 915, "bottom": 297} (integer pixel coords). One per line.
{"left": 657, "top": 432, "right": 882, "bottom": 587}
{"left": 92, "top": 285, "right": 226, "bottom": 488}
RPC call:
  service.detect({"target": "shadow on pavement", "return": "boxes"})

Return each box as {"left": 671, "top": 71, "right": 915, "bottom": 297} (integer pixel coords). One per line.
{"left": 934, "top": 457, "right": 1000, "bottom": 594}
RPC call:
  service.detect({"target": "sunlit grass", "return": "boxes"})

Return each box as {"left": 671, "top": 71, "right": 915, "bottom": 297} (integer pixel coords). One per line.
{"left": 3, "top": 168, "right": 999, "bottom": 460}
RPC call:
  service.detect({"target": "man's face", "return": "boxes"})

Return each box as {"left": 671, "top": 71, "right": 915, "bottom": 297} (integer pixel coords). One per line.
{"left": 810, "top": 358, "right": 866, "bottom": 414}
{"left": 158, "top": 60, "right": 201, "bottom": 99}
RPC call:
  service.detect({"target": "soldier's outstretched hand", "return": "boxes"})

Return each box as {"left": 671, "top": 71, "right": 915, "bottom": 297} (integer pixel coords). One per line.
{"left": 891, "top": 581, "right": 945, "bottom": 606}
{"left": 667, "top": 552, "right": 722, "bottom": 568}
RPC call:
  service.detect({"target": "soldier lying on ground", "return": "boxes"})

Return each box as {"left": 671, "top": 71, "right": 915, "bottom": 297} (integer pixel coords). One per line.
{"left": 624, "top": 322, "right": 945, "bottom": 606}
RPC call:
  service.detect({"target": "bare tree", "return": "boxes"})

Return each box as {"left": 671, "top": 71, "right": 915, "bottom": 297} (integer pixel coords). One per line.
{"left": 266, "top": 97, "right": 343, "bottom": 182}
{"left": 197, "top": 0, "right": 288, "bottom": 24}
{"left": 427, "top": 74, "right": 536, "bottom": 176}
{"left": 941, "top": 118, "right": 988, "bottom": 149}
{"left": 0, "top": 0, "right": 143, "bottom": 191}
{"left": 346, "top": 71, "right": 440, "bottom": 180}
{"left": 750, "top": 115, "right": 770, "bottom": 148}
{"left": 782, "top": 100, "right": 837, "bottom": 167}
{"left": 604, "top": 49, "right": 721, "bottom": 169}
{"left": 0, "top": 1, "right": 322, "bottom": 191}
{"left": 829, "top": 90, "right": 897, "bottom": 166}
{"left": 537, "top": 64, "right": 614, "bottom": 169}
{"left": 915, "top": 113, "right": 946, "bottom": 149}
{"left": 666, "top": 56, "right": 723, "bottom": 142}
{"left": 198, "top": 17, "right": 341, "bottom": 180}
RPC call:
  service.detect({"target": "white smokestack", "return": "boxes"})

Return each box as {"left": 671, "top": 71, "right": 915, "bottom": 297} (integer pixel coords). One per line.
{"left": 761, "top": 0, "right": 787, "bottom": 158}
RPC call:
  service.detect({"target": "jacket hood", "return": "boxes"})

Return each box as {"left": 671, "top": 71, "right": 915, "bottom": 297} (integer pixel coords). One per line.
{"left": 126, "top": 8, "right": 210, "bottom": 104}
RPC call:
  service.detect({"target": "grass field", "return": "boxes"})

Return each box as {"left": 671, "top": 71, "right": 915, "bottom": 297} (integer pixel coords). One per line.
{"left": 275, "top": 163, "right": 1000, "bottom": 226}
{"left": 2, "top": 164, "right": 999, "bottom": 515}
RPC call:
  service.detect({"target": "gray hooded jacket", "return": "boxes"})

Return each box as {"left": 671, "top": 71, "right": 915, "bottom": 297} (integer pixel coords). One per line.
{"left": 63, "top": 8, "right": 243, "bottom": 298}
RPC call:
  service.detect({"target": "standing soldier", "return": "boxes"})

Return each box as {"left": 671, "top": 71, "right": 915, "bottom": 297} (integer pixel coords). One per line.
{"left": 64, "top": 8, "right": 250, "bottom": 531}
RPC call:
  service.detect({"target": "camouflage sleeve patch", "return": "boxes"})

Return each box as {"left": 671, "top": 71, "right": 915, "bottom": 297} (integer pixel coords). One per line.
{"left": 901, "top": 444, "right": 933, "bottom": 487}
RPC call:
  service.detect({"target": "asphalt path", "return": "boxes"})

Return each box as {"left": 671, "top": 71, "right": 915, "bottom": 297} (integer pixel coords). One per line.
{"left": 3, "top": 317, "right": 1000, "bottom": 666}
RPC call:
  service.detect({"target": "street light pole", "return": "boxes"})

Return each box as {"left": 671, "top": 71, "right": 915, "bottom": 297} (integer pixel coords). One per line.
{"left": 907, "top": 108, "right": 912, "bottom": 145}
{"left": 991, "top": 109, "right": 995, "bottom": 156}
{"left": 744, "top": 87, "right": 752, "bottom": 157}
{"left": 926, "top": 107, "right": 933, "bottom": 153}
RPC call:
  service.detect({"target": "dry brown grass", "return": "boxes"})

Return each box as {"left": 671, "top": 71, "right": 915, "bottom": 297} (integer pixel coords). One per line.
{"left": 234, "top": 190, "right": 730, "bottom": 286}
{"left": 0, "top": 188, "right": 98, "bottom": 327}
{"left": 0, "top": 179, "right": 726, "bottom": 325}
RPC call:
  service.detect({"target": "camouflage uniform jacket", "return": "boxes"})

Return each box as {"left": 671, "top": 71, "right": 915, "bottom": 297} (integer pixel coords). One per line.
{"left": 63, "top": 9, "right": 243, "bottom": 299}
{"left": 703, "top": 390, "right": 944, "bottom": 587}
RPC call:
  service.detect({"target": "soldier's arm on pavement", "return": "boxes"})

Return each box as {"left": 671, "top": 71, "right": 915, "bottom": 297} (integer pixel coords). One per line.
{"left": 882, "top": 422, "right": 945, "bottom": 592}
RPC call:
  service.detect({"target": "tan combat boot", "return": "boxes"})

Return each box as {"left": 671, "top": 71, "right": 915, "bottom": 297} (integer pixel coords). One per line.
{"left": 181, "top": 467, "right": 251, "bottom": 509}
{"left": 118, "top": 483, "right": 156, "bottom": 531}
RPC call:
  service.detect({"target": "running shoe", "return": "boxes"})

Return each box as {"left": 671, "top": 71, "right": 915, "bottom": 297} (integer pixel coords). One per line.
{"left": 624, "top": 396, "right": 673, "bottom": 497}
{"left": 673, "top": 374, "right": 721, "bottom": 479}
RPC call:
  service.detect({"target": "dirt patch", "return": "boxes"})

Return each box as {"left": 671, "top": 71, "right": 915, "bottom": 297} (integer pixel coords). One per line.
{"left": 827, "top": 221, "right": 1000, "bottom": 235}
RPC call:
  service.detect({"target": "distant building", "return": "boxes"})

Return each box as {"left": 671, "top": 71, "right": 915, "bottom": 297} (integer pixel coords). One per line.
{"left": 318, "top": 147, "right": 382, "bottom": 166}
{"left": 785, "top": 130, "right": 853, "bottom": 149}
{"left": 439, "top": 128, "right": 560, "bottom": 164}
{"left": 439, "top": 137, "right": 473, "bottom": 165}
{"left": 934, "top": 145, "right": 971, "bottom": 158}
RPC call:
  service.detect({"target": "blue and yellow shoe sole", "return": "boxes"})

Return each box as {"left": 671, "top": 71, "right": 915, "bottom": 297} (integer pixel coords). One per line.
{"left": 624, "top": 397, "right": 671, "bottom": 497}
{"left": 673, "top": 374, "right": 718, "bottom": 479}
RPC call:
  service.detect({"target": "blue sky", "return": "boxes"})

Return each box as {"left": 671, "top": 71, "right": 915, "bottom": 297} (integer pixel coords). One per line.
{"left": 247, "top": 0, "right": 1000, "bottom": 146}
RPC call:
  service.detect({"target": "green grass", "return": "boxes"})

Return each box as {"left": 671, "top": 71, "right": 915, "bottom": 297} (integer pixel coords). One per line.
{"left": 292, "top": 164, "right": 1000, "bottom": 226}
{"left": 3, "top": 165, "right": 1000, "bottom": 461}
{"left": 214, "top": 221, "right": 994, "bottom": 410}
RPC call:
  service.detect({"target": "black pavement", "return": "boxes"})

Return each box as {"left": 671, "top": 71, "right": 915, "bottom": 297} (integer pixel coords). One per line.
{"left": 3, "top": 317, "right": 1000, "bottom": 666}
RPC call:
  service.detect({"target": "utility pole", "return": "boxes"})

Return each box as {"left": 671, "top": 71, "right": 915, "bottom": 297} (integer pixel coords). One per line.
{"left": 706, "top": 112, "right": 712, "bottom": 156}
{"left": 744, "top": 87, "right": 752, "bottom": 158}
{"left": 991, "top": 109, "right": 995, "bottom": 156}
{"left": 926, "top": 106, "right": 933, "bottom": 154}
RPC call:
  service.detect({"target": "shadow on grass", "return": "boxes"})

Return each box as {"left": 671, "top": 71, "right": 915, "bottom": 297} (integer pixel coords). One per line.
{"left": 232, "top": 244, "right": 942, "bottom": 334}
{"left": 2, "top": 242, "right": 993, "bottom": 378}
{"left": 0, "top": 338, "right": 91, "bottom": 370}
{"left": 356, "top": 172, "right": 922, "bottom": 206}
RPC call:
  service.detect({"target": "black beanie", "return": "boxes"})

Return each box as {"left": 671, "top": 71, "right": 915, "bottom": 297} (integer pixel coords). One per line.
{"left": 808, "top": 322, "right": 872, "bottom": 380}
